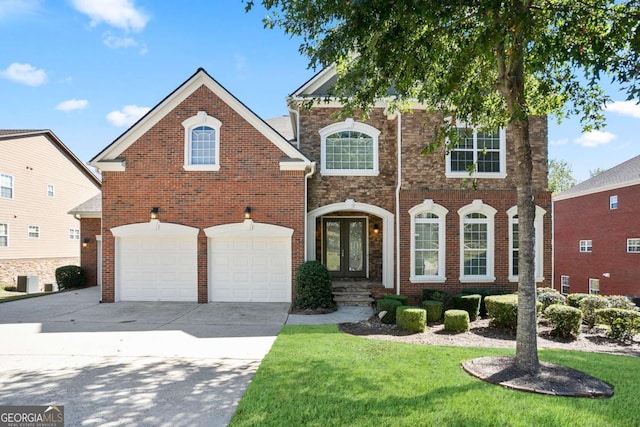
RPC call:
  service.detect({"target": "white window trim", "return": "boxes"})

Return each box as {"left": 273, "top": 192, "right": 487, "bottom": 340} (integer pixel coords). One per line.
{"left": 69, "top": 228, "right": 80, "bottom": 240}
{"left": 458, "top": 199, "right": 496, "bottom": 283}
{"left": 589, "top": 278, "right": 600, "bottom": 295}
{"left": 0, "top": 173, "right": 14, "bottom": 199}
{"left": 409, "top": 200, "right": 448, "bottom": 283}
{"left": 445, "top": 124, "right": 507, "bottom": 179}
{"left": 182, "top": 111, "right": 222, "bottom": 171}
{"left": 507, "top": 205, "right": 546, "bottom": 283}
{"left": 560, "top": 275, "right": 570, "bottom": 295}
{"left": 579, "top": 239, "right": 592, "bottom": 253}
{"left": 319, "top": 118, "right": 380, "bottom": 176}
{"left": 47, "top": 184, "right": 55, "bottom": 198}
{"left": 0, "top": 223, "right": 8, "bottom": 248}
{"left": 28, "top": 225, "right": 40, "bottom": 239}
{"left": 627, "top": 238, "right": 640, "bottom": 253}
{"left": 609, "top": 195, "right": 618, "bottom": 210}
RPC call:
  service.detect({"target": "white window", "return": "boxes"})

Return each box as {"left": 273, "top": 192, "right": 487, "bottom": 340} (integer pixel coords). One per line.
{"left": 0, "top": 223, "right": 7, "bottom": 247}
{"left": 579, "top": 240, "right": 592, "bottom": 253}
{"left": 589, "top": 278, "right": 600, "bottom": 295}
{"left": 47, "top": 184, "right": 55, "bottom": 197}
{"left": 182, "top": 111, "right": 222, "bottom": 171}
{"left": 319, "top": 119, "right": 380, "bottom": 176}
{"left": 28, "top": 225, "right": 40, "bottom": 239}
{"left": 507, "top": 206, "right": 546, "bottom": 282}
{"left": 609, "top": 195, "right": 618, "bottom": 210}
{"left": 561, "top": 275, "right": 570, "bottom": 295}
{"left": 627, "top": 238, "right": 640, "bottom": 253}
{"left": 458, "top": 200, "right": 496, "bottom": 282}
{"left": 446, "top": 125, "right": 506, "bottom": 178}
{"left": 409, "top": 200, "right": 448, "bottom": 283}
{"left": 69, "top": 229, "right": 80, "bottom": 240}
{"left": 1, "top": 174, "right": 13, "bottom": 199}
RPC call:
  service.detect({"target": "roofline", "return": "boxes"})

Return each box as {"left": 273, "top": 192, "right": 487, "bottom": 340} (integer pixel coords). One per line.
{"left": 1, "top": 129, "right": 101, "bottom": 188}
{"left": 290, "top": 65, "right": 336, "bottom": 97}
{"left": 553, "top": 178, "right": 640, "bottom": 201}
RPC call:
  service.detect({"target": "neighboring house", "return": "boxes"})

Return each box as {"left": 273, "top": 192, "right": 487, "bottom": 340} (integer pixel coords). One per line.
{"left": 0, "top": 130, "right": 101, "bottom": 288}
{"left": 85, "top": 67, "right": 552, "bottom": 304}
{"left": 553, "top": 155, "right": 640, "bottom": 298}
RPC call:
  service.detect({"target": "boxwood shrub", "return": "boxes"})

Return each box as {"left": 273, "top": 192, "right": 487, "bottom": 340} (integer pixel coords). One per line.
{"left": 537, "top": 288, "right": 567, "bottom": 311}
{"left": 396, "top": 307, "right": 427, "bottom": 333}
{"left": 422, "top": 289, "right": 449, "bottom": 303}
{"left": 384, "top": 294, "right": 409, "bottom": 306}
{"left": 420, "top": 300, "right": 444, "bottom": 323}
{"left": 376, "top": 298, "right": 403, "bottom": 324}
{"left": 294, "top": 261, "right": 334, "bottom": 309}
{"left": 544, "top": 304, "right": 582, "bottom": 338}
{"left": 485, "top": 294, "right": 542, "bottom": 330}
{"left": 452, "top": 294, "right": 481, "bottom": 321}
{"left": 579, "top": 295, "right": 608, "bottom": 328}
{"left": 605, "top": 295, "right": 638, "bottom": 311}
{"left": 596, "top": 308, "right": 640, "bottom": 341}
{"left": 444, "top": 309, "right": 470, "bottom": 332}
{"left": 55, "top": 265, "right": 86, "bottom": 290}
{"left": 566, "top": 293, "right": 591, "bottom": 309}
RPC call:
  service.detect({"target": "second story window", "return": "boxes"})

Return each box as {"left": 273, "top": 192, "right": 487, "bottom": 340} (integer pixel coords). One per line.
{"left": 182, "top": 111, "right": 222, "bottom": 171}
{"left": 627, "top": 238, "right": 640, "bottom": 253}
{"left": 1, "top": 174, "right": 13, "bottom": 199}
{"left": 319, "top": 119, "right": 380, "bottom": 176}
{"left": 446, "top": 125, "right": 506, "bottom": 178}
{"left": 579, "top": 239, "right": 592, "bottom": 253}
{"left": 609, "top": 195, "right": 618, "bottom": 210}
{"left": 47, "top": 184, "right": 55, "bottom": 198}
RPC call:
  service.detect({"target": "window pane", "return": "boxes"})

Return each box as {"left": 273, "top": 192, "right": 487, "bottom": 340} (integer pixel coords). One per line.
{"left": 463, "top": 222, "right": 487, "bottom": 275}
{"left": 325, "top": 221, "right": 341, "bottom": 272}
{"left": 348, "top": 221, "right": 363, "bottom": 272}
{"left": 0, "top": 223, "right": 7, "bottom": 247}
{"left": 0, "top": 174, "right": 13, "bottom": 198}
{"left": 450, "top": 150, "right": 473, "bottom": 172}
{"left": 477, "top": 151, "right": 500, "bottom": 173}
{"left": 191, "top": 126, "right": 216, "bottom": 165}
{"left": 628, "top": 238, "right": 640, "bottom": 253}
{"left": 325, "top": 131, "right": 374, "bottom": 170}
{"left": 512, "top": 222, "right": 519, "bottom": 276}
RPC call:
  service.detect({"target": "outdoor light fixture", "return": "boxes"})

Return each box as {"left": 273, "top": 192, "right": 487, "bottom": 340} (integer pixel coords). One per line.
{"left": 82, "top": 237, "right": 90, "bottom": 247}
{"left": 150, "top": 207, "right": 159, "bottom": 220}
{"left": 373, "top": 224, "right": 380, "bottom": 234}
{"left": 244, "top": 207, "right": 252, "bottom": 220}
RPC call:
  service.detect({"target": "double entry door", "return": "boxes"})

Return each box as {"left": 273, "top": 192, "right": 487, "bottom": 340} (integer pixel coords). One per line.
{"left": 322, "top": 218, "right": 366, "bottom": 278}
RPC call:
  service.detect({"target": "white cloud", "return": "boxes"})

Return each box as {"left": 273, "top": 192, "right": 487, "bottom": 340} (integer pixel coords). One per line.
{"left": 574, "top": 130, "right": 616, "bottom": 148}
{"left": 106, "top": 105, "right": 150, "bottom": 127}
{"left": 1, "top": 62, "right": 47, "bottom": 86}
{"left": 605, "top": 100, "right": 640, "bottom": 119}
{"left": 549, "top": 138, "right": 568, "bottom": 146}
{"left": 102, "top": 32, "right": 148, "bottom": 54}
{"left": 0, "top": 0, "right": 41, "bottom": 20}
{"left": 56, "top": 99, "right": 89, "bottom": 112}
{"left": 71, "top": 0, "right": 149, "bottom": 32}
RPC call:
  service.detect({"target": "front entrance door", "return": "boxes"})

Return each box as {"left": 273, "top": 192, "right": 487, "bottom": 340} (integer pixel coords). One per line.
{"left": 323, "top": 218, "right": 366, "bottom": 278}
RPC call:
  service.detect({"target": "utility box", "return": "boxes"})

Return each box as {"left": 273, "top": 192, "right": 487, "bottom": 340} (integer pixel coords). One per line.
{"left": 17, "top": 275, "right": 39, "bottom": 293}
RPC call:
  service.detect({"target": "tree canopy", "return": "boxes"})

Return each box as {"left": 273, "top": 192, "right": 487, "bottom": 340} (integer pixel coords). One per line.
{"left": 548, "top": 159, "right": 577, "bottom": 194}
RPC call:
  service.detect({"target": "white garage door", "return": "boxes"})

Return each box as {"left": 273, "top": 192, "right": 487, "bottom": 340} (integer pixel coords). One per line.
{"left": 112, "top": 222, "right": 199, "bottom": 302}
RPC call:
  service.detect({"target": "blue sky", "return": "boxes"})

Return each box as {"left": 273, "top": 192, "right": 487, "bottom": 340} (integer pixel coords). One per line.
{"left": 1, "top": 0, "right": 639, "bottom": 182}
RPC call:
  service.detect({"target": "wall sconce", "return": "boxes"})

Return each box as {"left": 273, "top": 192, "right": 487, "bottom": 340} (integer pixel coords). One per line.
{"left": 373, "top": 224, "right": 380, "bottom": 234}
{"left": 244, "top": 207, "right": 252, "bottom": 220}
{"left": 150, "top": 207, "right": 159, "bottom": 220}
{"left": 82, "top": 237, "right": 90, "bottom": 247}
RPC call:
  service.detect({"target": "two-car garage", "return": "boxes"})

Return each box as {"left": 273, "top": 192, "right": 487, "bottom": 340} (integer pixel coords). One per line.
{"left": 111, "top": 221, "right": 292, "bottom": 303}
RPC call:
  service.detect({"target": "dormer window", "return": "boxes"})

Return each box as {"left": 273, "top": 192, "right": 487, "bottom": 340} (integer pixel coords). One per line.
{"left": 319, "top": 119, "right": 380, "bottom": 176}
{"left": 182, "top": 111, "right": 222, "bottom": 171}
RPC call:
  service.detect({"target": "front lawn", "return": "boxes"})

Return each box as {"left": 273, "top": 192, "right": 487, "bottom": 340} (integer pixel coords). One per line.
{"left": 231, "top": 325, "right": 638, "bottom": 427}
{"left": 0, "top": 288, "right": 48, "bottom": 303}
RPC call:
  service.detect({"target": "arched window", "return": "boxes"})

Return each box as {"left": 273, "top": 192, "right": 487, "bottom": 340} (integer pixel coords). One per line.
{"left": 319, "top": 118, "right": 380, "bottom": 176}
{"left": 182, "top": 111, "right": 222, "bottom": 171}
{"left": 458, "top": 200, "right": 496, "bottom": 282}
{"left": 409, "top": 200, "right": 448, "bottom": 283}
{"left": 507, "top": 205, "right": 546, "bottom": 282}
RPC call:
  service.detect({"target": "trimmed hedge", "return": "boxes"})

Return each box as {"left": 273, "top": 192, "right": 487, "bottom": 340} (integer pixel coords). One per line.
{"left": 420, "top": 300, "right": 444, "bottom": 323}
{"left": 605, "top": 295, "right": 638, "bottom": 311}
{"left": 422, "top": 289, "right": 449, "bottom": 303}
{"left": 460, "top": 288, "right": 500, "bottom": 317}
{"left": 537, "top": 288, "right": 567, "bottom": 311}
{"left": 55, "top": 265, "right": 86, "bottom": 290}
{"left": 376, "top": 298, "right": 403, "bottom": 324}
{"left": 485, "top": 294, "right": 542, "bottom": 330}
{"left": 384, "top": 294, "right": 409, "bottom": 306}
{"left": 452, "top": 294, "right": 481, "bottom": 321}
{"left": 396, "top": 307, "right": 427, "bottom": 333}
{"left": 544, "top": 304, "right": 582, "bottom": 338}
{"left": 579, "top": 295, "right": 608, "bottom": 328}
{"left": 444, "top": 309, "right": 469, "bottom": 332}
{"left": 566, "top": 293, "right": 591, "bottom": 309}
{"left": 294, "top": 261, "right": 334, "bottom": 309}
{"left": 596, "top": 308, "right": 640, "bottom": 341}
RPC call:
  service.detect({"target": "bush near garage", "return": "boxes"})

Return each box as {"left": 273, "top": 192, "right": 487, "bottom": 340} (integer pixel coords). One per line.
{"left": 294, "top": 261, "right": 334, "bottom": 309}
{"left": 55, "top": 265, "right": 86, "bottom": 290}
{"left": 544, "top": 304, "right": 582, "bottom": 338}
{"left": 596, "top": 308, "right": 640, "bottom": 341}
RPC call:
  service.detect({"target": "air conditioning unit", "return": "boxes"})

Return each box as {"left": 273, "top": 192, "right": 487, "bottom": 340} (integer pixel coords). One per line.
{"left": 16, "top": 275, "right": 39, "bottom": 293}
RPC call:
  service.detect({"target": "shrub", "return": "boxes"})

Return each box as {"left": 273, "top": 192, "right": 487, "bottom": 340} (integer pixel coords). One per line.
{"left": 3, "top": 285, "right": 18, "bottom": 292}
{"left": 55, "top": 265, "right": 86, "bottom": 290}
{"left": 605, "top": 295, "right": 638, "bottom": 311}
{"left": 376, "top": 298, "right": 403, "bottom": 324}
{"left": 452, "top": 294, "right": 481, "bottom": 321}
{"left": 596, "top": 308, "right": 640, "bottom": 341}
{"left": 444, "top": 309, "right": 470, "bottom": 332}
{"left": 294, "top": 261, "right": 333, "bottom": 309}
{"left": 537, "top": 288, "right": 567, "bottom": 311}
{"left": 485, "top": 294, "right": 542, "bottom": 330}
{"left": 396, "top": 307, "right": 427, "bottom": 333}
{"left": 422, "top": 289, "right": 449, "bottom": 303}
{"left": 384, "top": 294, "right": 409, "bottom": 306}
{"left": 420, "top": 300, "right": 444, "bottom": 323}
{"left": 544, "top": 304, "right": 582, "bottom": 338}
{"left": 461, "top": 288, "right": 497, "bottom": 317}
{"left": 566, "top": 293, "right": 591, "bottom": 309}
{"left": 579, "top": 295, "right": 608, "bottom": 328}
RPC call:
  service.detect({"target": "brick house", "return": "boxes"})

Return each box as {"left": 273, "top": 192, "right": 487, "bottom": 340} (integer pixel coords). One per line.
{"left": 553, "top": 155, "right": 640, "bottom": 298}
{"left": 83, "top": 67, "right": 552, "bottom": 304}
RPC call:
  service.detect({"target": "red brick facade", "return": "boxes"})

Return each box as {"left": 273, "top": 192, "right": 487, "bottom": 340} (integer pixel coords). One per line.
{"left": 79, "top": 218, "right": 101, "bottom": 287}
{"left": 554, "top": 184, "right": 640, "bottom": 297}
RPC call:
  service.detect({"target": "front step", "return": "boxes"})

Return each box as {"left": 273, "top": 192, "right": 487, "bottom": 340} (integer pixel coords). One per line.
{"left": 331, "top": 280, "right": 383, "bottom": 307}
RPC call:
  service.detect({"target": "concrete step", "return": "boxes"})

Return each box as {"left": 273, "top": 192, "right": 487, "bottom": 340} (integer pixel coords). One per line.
{"left": 332, "top": 290, "right": 371, "bottom": 297}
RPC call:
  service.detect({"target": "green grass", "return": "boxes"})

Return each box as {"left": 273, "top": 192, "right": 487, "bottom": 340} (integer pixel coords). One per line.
{"left": 231, "top": 325, "right": 639, "bottom": 427}
{"left": 0, "top": 288, "right": 49, "bottom": 303}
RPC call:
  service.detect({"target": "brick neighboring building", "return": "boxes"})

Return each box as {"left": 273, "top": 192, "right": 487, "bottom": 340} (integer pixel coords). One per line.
{"left": 553, "top": 155, "right": 640, "bottom": 298}
{"left": 81, "top": 66, "right": 552, "bottom": 304}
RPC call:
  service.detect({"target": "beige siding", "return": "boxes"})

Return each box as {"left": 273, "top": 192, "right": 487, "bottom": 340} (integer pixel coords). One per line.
{"left": 0, "top": 135, "right": 100, "bottom": 259}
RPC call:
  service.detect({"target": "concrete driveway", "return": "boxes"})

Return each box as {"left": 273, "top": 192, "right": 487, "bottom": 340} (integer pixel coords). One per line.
{"left": 0, "top": 287, "right": 289, "bottom": 427}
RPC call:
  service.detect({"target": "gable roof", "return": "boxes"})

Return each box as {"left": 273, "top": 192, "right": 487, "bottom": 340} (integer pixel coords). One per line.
{"left": 0, "top": 129, "right": 101, "bottom": 188}
{"left": 554, "top": 154, "right": 640, "bottom": 201}
{"left": 68, "top": 193, "right": 102, "bottom": 218}
{"left": 90, "top": 68, "right": 311, "bottom": 171}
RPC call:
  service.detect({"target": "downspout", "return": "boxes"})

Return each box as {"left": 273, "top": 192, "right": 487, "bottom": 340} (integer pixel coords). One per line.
{"left": 304, "top": 163, "right": 315, "bottom": 261}
{"left": 395, "top": 112, "right": 402, "bottom": 295}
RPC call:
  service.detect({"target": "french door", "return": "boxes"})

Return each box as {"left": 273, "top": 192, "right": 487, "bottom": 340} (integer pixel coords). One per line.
{"left": 322, "top": 218, "right": 366, "bottom": 278}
